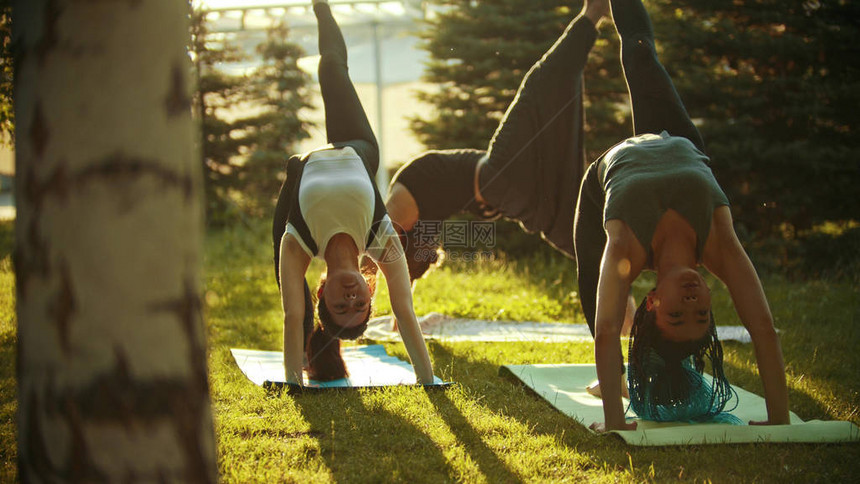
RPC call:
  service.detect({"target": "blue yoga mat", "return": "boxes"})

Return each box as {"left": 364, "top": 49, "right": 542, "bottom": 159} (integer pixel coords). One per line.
{"left": 231, "top": 344, "right": 450, "bottom": 390}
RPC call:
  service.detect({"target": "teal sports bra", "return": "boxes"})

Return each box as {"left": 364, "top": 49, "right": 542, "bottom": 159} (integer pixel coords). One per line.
{"left": 598, "top": 132, "right": 729, "bottom": 266}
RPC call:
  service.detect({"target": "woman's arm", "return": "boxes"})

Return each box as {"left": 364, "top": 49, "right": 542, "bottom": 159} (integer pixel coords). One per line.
{"left": 279, "top": 233, "right": 312, "bottom": 385}
{"left": 704, "top": 207, "right": 790, "bottom": 424}
{"left": 376, "top": 237, "right": 434, "bottom": 384}
{"left": 593, "top": 222, "right": 639, "bottom": 431}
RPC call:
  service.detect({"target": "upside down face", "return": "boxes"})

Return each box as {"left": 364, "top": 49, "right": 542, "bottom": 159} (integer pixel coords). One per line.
{"left": 323, "top": 269, "right": 371, "bottom": 329}
{"left": 649, "top": 267, "right": 712, "bottom": 343}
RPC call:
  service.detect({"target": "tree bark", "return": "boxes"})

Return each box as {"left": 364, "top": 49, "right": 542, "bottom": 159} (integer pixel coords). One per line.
{"left": 14, "top": 1, "right": 217, "bottom": 481}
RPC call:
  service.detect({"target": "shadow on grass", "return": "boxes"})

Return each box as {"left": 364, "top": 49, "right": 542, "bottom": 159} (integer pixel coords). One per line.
{"left": 292, "top": 390, "right": 457, "bottom": 482}
{"left": 424, "top": 340, "right": 860, "bottom": 483}
{"left": 720, "top": 341, "right": 851, "bottom": 424}
{"left": 424, "top": 342, "right": 635, "bottom": 476}
{"left": 426, "top": 389, "right": 525, "bottom": 483}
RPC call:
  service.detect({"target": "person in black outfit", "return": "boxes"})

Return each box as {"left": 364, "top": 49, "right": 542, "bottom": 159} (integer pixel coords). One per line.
{"left": 384, "top": 0, "right": 636, "bottom": 330}
{"left": 386, "top": 1, "right": 606, "bottom": 270}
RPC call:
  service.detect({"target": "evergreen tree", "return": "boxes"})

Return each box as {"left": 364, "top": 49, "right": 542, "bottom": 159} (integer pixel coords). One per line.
{"left": 190, "top": 10, "right": 248, "bottom": 224}
{"left": 190, "top": 13, "right": 312, "bottom": 224}
{"left": 414, "top": 0, "right": 860, "bottom": 247}
{"left": 232, "top": 23, "right": 313, "bottom": 218}
{"left": 647, "top": 0, "right": 860, "bottom": 238}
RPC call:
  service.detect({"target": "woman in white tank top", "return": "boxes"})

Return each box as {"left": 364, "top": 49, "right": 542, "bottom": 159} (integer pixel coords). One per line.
{"left": 273, "top": 0, "right": 433, "bottom": 386}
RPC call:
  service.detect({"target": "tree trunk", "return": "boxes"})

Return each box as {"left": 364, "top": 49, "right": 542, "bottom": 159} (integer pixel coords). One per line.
{"left": 14, "top": 1, "right": 217, "bottom": 481}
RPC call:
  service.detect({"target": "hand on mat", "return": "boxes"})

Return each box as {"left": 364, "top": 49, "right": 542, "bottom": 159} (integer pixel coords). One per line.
{"left": 589, "top": 421, "right": 637, "bottom": 433}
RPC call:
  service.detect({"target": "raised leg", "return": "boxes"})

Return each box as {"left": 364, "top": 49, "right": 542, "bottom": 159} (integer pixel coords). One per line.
{"left": 610, "top": 0, "right": 704, "bottom": 150}
{"left": 315, "top": 1, "right": 379, "bottom": 169}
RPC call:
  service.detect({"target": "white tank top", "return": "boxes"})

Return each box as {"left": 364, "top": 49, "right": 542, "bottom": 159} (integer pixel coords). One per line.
{"left": 285, "top": 146, "right": 395, "bottom": 261}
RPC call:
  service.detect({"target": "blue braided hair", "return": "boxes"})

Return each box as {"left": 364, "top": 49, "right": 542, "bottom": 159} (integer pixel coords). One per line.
{"left": 627, "top": 294, "right": 741, "bottom": 424}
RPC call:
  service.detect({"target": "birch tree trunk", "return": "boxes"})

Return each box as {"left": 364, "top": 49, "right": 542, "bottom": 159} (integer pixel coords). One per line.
{"left": 14, "top": 1, "right": 217, "bottom": 481}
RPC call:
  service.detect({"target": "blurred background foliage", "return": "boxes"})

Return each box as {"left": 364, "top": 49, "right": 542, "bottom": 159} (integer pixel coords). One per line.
{"left": 2, "top": 0, "right": 857, "bottom": 280}
{"left": 189, "top": 10, "right": 314, "bottom": 226}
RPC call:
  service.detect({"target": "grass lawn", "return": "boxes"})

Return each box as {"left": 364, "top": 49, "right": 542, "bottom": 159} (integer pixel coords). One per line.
{"left": 2, "top": 218, "right": 859, "bottom": 482}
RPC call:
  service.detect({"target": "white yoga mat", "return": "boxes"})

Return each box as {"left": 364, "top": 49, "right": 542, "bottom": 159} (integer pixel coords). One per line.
{"left": 500, "top": 363, "right": 860, "bottom": 446}
{"left": 365, "top": 313, "right": 755, "bottom": 343}
{"left": 231, "top": 344, "right": 450, "bottom": 390}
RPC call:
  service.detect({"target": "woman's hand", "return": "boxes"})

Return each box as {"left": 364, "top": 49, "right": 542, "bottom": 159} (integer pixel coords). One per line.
{"left": 589, "top": 421, "right": 638, "bottom": 433}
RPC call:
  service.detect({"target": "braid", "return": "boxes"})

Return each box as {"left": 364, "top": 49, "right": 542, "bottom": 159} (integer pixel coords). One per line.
{"left": 627, "top": 292, "right": 740, "bottom": 423}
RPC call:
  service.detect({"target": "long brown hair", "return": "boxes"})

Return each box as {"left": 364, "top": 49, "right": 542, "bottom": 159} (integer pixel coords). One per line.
{"left": 305, "top": 265, "right": 377, "bottom": 381}
{"left": 399, "top": 227, "right": 444, "bottom": 283}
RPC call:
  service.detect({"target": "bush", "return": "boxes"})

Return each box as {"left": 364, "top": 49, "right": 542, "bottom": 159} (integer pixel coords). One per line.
{"left": 747, "top": 226, "right": 860, "bottom": 283}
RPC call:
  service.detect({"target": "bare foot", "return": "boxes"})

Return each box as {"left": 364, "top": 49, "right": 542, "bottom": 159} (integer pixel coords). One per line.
{"left": 586, "top": 375, "right": 630, "bottom": 399}
{"left": 586, "top": 379, "right": 603, "bottom": 398}
{"left": 584, "top": 0, "right": 610, "bottom": 25}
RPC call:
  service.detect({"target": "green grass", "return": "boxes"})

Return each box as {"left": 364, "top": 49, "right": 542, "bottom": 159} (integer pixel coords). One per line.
{"left": 2, "top": 218, "right": 859, "bottom": 482}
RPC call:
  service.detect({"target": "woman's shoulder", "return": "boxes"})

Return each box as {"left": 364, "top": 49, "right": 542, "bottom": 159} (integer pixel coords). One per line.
{"left": 605, "top": 219, "right": 639, "bottom": 247}
{"left": 281, "top": 229, "right": 313, "bottom": 261}
{"left": 707, "top": 206, "right": 737, "bottom": 242}
{"left": 702, "top": 206, "right": 743, "bottom": 271}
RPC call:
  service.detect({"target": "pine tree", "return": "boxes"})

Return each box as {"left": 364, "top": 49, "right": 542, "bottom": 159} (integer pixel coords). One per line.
{"left": 647, "top": 0, "right": 860, "bottom": 237}
{"left": 190, "top": 10, "right": 248, "bottom": 224}
{"left": 232, "top": 22, "right": 313, "bottom": 218}
{"left": 190, "top": 13, "right": 312, "bottom": 224}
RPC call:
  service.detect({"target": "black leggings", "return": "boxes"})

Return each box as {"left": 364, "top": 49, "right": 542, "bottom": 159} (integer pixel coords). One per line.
{"left": 477, "top": 14, "right": 597, "bottom": 255}
{"left": 316, "top": 2, "right": 379, "bottom": 171}
{"left": 575, "top": 0, "right": 704, "bottom": 333}
{"left": 272, "top": 2, "right": 377, "bottom": 343}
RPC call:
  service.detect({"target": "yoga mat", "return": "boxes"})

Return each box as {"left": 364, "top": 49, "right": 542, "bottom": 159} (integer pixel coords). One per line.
{"left": 231, "top": 344, "right": 450, "bottom": 390}
{"left": 500, "top": 363, "right": 860, "bottom": 446}
{"left": 365, "top": 313, "right": 756, "bottom": 343}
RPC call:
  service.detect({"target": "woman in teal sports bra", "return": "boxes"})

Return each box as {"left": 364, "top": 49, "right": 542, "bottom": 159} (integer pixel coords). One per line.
{"left": 574, "top": 0, "right": 789, "bottom": 431}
